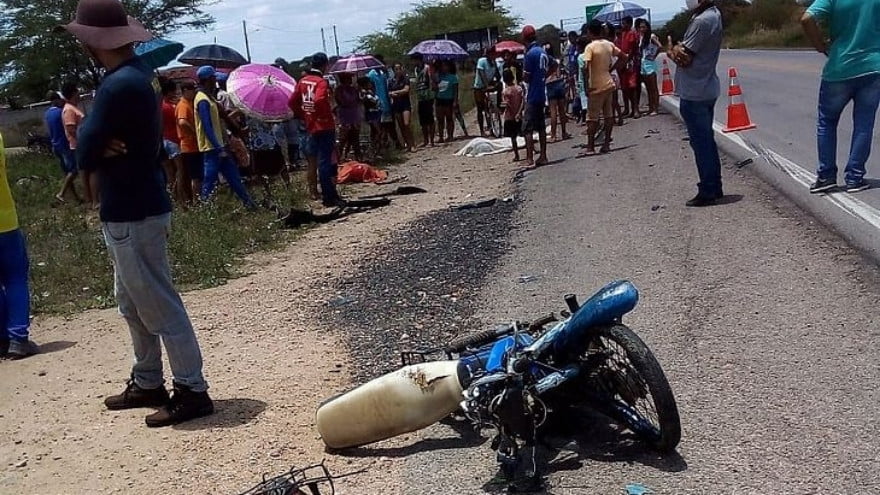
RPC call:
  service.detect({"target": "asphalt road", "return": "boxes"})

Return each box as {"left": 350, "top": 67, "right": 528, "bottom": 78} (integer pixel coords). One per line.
{"left": 706, "top": 50, "right": 880, "bottom": 201}
{"left": 395, "top": 114, "right": 880, "bottom": 493}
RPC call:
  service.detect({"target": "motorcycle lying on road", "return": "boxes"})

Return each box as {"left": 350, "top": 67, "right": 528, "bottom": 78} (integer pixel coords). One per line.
{"left": 317, "top": 280, "right": 681, "bottom": 491}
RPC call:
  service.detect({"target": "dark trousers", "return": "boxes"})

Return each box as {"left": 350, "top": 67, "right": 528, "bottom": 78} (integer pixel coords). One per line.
{"left": 680, "top": 98, "right": 723, "bottom": 197}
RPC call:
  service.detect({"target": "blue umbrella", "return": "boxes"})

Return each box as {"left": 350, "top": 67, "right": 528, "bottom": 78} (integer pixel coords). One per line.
{"left": 407, "top": 40, "right": 469, "bottom": 60}
{"left": 178, "top": 44, "right": 249, "bottom": 69}
{"left": 593, "top": 1, "right": 647, "bottom": 23}
{"left": 135, "top": 38, "right": 184, "bottom": 70}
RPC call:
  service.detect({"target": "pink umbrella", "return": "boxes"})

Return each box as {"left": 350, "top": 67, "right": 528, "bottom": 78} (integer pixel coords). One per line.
{"left": 227, "top": 64, "right": 297, "bottom": 122}
{"left": 329, "top": 54, "right": 384, "bottom": 75}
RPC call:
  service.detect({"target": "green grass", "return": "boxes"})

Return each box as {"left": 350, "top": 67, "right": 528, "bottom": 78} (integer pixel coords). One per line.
{"left": 9, "top": 151, "right": 305, "bottom": 314}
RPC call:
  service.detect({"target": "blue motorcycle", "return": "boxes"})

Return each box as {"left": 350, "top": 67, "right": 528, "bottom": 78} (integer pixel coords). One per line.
{"left": 316, "top": 280, "right": 681, "bottom": 492}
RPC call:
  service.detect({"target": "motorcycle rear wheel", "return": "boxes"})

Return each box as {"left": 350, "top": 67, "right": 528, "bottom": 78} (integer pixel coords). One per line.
{"left": 591, "top": 324, "right": 681, "bottom": 452}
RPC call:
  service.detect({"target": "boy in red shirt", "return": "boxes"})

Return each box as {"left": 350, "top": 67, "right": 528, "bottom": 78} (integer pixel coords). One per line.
{"left": 288, "top": 52, "right": 343, "bottom": 207}
{"left": 160, "top": 78, "right": 184, "bottom": 203}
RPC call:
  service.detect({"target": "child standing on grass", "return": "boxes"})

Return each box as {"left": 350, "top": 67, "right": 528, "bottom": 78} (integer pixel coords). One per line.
{"left": 502, "top": 71, "right": 525, "bottom": 162}
{"left": 0, "top": 133, "right": 38, "bottom": 359}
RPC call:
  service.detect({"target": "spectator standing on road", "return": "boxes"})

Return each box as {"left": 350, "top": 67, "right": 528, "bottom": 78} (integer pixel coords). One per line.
{"left": 389, "top": 63, "right": 415, "bottom": 152}
{"left": 368, "top": 56, "right": 401, "bottom": 150}
{"left": 667, "top": 0, "right": 725, "bottom": 207}
{"left": 474, "top": 49, "right": 498, "bottom": 137}
{"left": 335, "top": 72, "right": 363, "bottom": 161}
{"left": 502, "top": 70, "right": 525, "bottom": 162}
{"left": 359, "top": 77, "right": 383, "bottom": 160}
{"left": 61, "top": 0, "right": 214, "bottom": 426}
{"left": 584, "top": 20, "right": 627, "bottom": 155}
{"left": 637, "top": 19, "right": 662, "bottom": 116}
{"left": 545, "top": 49, "right": 570, "bottom": 142}
{"left": 44, "top": 91, "right": 81, "bottom": 204}
{"left": 802, "top": 0, "right": 880, "bottom": 194}
{"left": 175, "top": 79, "right": 201, "bottom": 203}
{"left": 0, "top": 132, "right": 38, "bottom": 360}
{"left": 616, "top": 16, "right": 641, "bottom": 119}
{"left": 62, "top": 82, "right": 98, "bottom": 209}
{"left": 413, "top": 54, "right": 437, "bottom": 148}
{"left": 289, "top": 52, "right": 344, "bottom": 207}
{"left": 522, "top": 25, "right": 549, "bottom": 167}
{"left": 435, "top": 60, "right": 460, "bottom": 144}
{"left": 575, "top": 36, "right": 589, "bottom": 125}
{"left": 193, "top": 65, "right": 256, "bottom": 208}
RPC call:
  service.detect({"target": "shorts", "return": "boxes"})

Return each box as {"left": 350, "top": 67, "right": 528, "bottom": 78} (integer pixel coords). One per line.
{"left": 418, "top": 99, "right": 435, "bottom": 126}
{"left": 366, "top": 110, "right": 381, "bottom": 124}
{"left": 547, "top": 80, "right": 566, "bottom": 101}
{"left": 181, "top": 152, "right": 204, "bottom": 181}
{"left": 55, "top": 148, "right": 77, "bottom": 175}
{"left": 618, "top": 67, "right": 638, "bottom": 90}
{"left": 380, "top": 111, "right": 394, "bottom": 124}
{"left": 473, "top": 88, "right": 488, "bottom": 107}
{"left": 392, "top": 95, "right": 412, "bottom": 114}
{"left": 588, "top": 88, "right": 615, "bottom": 122}
{"left": 163, "top": 139, "right": 181, "bottom": 159}
{"left": 251, "top": 146, "right": 285, "bottom": 176}
{"left": 503, "top": 119, "right": 521, "bottom": 138}
{"left": 435, "top": 98, "right": 454, "bottom": 110}
{"left": 521, "top": 103, "right": 545, "bottom": 134}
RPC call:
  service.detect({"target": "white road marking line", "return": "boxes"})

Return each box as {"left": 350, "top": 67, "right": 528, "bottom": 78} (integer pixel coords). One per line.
{"left": 662, "top": 95, "right": 880, "bottom": 230}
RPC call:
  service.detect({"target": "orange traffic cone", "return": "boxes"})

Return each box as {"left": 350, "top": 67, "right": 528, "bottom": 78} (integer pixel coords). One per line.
{"left": 722, "top": 67, "right": 756, "bottom": 133}
{"left": 660, "top": 58, "right": 674, "bottom": 96}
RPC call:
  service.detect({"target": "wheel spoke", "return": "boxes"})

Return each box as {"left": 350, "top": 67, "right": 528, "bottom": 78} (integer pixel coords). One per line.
{"left": 598, "top": 336, "right": 662, "bottom": 432}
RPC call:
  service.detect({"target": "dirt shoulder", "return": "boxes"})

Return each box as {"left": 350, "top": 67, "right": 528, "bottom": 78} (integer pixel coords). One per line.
{"left": 0, "top": 138, "right": 519, "bottom": 494}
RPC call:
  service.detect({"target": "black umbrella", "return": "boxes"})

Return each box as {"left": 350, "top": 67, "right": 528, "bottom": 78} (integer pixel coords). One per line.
{"left": 178, "top": 44, "right": 248, "bottom": 69}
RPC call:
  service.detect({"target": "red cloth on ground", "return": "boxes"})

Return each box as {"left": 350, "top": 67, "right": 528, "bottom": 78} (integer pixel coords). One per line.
{"left": 336, "top": 161, "right": 388, "bottom": 184}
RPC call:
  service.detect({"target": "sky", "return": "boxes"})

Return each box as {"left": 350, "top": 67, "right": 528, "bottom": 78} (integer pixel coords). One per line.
{"left": 169, "top": 0, "right": 689, "bottom": 65}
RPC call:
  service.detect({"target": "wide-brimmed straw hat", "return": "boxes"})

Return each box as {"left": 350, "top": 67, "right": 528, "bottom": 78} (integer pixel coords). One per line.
{"left": 60, "top": 0, "right": 153, "bottom": 50}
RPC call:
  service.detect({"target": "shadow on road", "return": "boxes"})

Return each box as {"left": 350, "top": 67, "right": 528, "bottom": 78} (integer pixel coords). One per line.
{"left": 37, "top": 340, "right": 77, "bottom": 355}
{"left": 712, "top": 194, "right": 745, "bottom": 206}
{"left": 338, "top": 416, "right": 488, "bottom": 458}
{"left": 172, "top": 398, "right": 267, "bottom": 430}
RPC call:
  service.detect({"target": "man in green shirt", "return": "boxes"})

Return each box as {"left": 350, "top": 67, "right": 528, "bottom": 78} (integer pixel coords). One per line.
{"left": 802, "top": 0, "right": 880, "bottom": 194}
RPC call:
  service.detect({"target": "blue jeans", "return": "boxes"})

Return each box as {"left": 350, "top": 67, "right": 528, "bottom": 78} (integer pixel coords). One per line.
{"left": 0, "top": 229, "right": 30, "bottom": 341}
{"left": 311, "top": 130, "right": 340, "bottom": 205}
{"left": 200, "top": 149, "right": 255, "bottom": 206}
{"left": 680, "top": 98, "right": 723, "bottom": 197}
{"left": 103, "top": 214, "right": 208, "bottom": 392}
{"left": 816, "top": 73, "right": 880, "bottom": 186}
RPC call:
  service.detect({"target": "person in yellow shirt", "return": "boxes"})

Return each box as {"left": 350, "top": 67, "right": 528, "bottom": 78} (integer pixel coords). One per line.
{"left": 0, "top": 133, "right": 38, "bottom": 359}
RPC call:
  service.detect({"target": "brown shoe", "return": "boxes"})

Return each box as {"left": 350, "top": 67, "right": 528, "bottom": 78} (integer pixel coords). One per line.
{"left": 105, "top": 379, "right": 170, "bottom": 410}
{"left": 145, "top": 383, "right": 214, "bottom": 428}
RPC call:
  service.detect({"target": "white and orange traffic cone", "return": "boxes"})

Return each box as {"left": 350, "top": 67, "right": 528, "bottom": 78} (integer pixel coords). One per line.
{"left": 722, "top": 67, "right": 756, "bottom": 133}
{"left": 660, "top": 58, "right": 675, "bottom": 96}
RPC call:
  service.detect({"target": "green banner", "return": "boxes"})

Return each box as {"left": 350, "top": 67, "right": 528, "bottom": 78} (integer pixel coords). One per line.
{"left": 585, "top": 3, "right": 610, "bottom": 23}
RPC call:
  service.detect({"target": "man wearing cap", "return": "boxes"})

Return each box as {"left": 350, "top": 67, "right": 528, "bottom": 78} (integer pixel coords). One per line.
{"left": 289, "top": 52, "right": 344, "bottom": 207}
{"left": 61, "top": 0, "right": 214, "bottom": 427}
{"left": 522, "top": 25, "right": 550, "bottom": 167}
{"left": 193, "top": 65, "right": 256, "bottom": 207}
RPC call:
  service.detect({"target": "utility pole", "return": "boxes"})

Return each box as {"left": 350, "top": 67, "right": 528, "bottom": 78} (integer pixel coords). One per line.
{"left": 321, "top": 28, "right": 327, "bottom": 53}
{"left": 333, "top": 25, "right": 340, "bottom": 56}
{"left": 242, "top": 20, "right": 251, "bottom": 62}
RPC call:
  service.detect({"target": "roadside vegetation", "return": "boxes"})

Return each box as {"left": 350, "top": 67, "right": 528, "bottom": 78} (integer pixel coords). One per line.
{"left": 658, "top": 0, "right": 811, "bottom": 50}
{"left": 9, "top": 151, "right": 305, "bottom": 314}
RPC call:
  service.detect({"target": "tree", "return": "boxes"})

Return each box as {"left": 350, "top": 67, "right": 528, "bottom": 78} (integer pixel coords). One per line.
{"left": 356, "top": 0, "right": 520, "bottom": 64}
{"left": 0, "top": 0, "right": 214, "bottom": 103}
